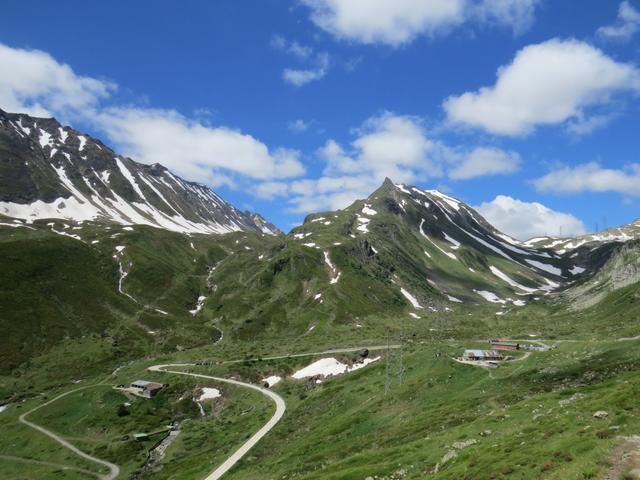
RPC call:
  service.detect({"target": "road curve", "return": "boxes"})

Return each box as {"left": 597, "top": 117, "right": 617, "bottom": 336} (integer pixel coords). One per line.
{"left": 19, "top": 384, "right": 120, "bottom": 480}
{"left": 148, "top": 364, "right": 286, "bottom": 480}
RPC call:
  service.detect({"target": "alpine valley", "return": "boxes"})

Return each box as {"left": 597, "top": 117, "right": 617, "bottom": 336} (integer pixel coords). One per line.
{"left": 2, "top": 110, "right": 640, "bottom": 480}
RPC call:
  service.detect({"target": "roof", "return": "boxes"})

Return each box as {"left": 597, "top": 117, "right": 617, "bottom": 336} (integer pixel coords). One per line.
{"left": 464, "top": 349, "right": 502, "bottom": 357}
{"left": 464, "top": 349, "right": 485, "bottom": 356}
{"left": 131, "top": 380, "right": 163, "bottom": 389}
{"left": 132, "top": 380, "right": 154, "bottom": 387}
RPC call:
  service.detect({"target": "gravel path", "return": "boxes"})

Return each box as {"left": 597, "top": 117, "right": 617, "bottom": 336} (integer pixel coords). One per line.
{"left": 18, "top": 384, "right": 120, "bottom": 480}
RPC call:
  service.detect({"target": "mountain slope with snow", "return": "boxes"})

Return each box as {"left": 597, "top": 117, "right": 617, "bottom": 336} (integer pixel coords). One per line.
{"left": 0, "top": 109, "right": 280, "bottom": 235}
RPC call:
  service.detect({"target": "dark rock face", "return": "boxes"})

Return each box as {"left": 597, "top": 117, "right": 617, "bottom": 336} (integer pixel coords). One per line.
{"left": 0, "top": 109, "right": 281, "bottom": 235}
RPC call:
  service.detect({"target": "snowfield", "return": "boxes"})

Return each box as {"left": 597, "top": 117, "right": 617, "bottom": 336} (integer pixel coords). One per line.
{"left": 474, "top": 290, "right": 506, "bottom": 304}
{"left": 198, "top": 388, "right": 221, "bottom": 401}
{"left": 489, "top": 266, "right": 539, "bottom": 293}
{"left": 292, "top": 357, "right": 381, "bottom": 379}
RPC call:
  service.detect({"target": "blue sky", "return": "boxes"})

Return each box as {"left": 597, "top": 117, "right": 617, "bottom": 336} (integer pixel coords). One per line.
{"left": 1, "top": 0, "right": 639, "bottom": 238}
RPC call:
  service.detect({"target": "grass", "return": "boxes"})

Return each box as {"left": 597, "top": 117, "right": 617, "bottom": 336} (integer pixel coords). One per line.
{"left": 1, "top": 331, "right": 639, "bottom": 479}
{"left": 2, "top": 194, "right": 640, "bottom": 478}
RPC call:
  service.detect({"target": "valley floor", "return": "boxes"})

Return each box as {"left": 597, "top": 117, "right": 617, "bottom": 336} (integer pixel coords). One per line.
{"left": 2, "top": 330, "right": 640, "bottom": 480}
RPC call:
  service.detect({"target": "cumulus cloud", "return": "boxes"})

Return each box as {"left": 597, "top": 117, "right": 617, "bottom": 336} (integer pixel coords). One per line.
{"left": 260, "top": 112, "right": 522, "bottom": 212}
{"left": 443, "top": 39, "right": 640, "bottom": 136}
{"left": 300, "top": 0, "right": 542, "bottom": 47}
{"left": 282, "top": 113, "right": 441, "bottom": 211}
{"left": 476, "top": 195, "right": 587, "bottom": 240}
{"left": 532, "top": 162, "right": 640, "bottom": 196}
{"left": 0, "top": 43, "right": 115, "bottom": 118}
{"left": 95, "top": 107, "right": 305, "bottom": 183}
{"left": 0, "top": 43, "right": 304, "bottom": 187}
{"left": 597, "top": 1, "right": 640, "bottom": 41}
{"left": 255, "top": 181, "right": 291, "bottom": 199}
{"left": 448, "top": 147, "right": 521, "bottom": 180}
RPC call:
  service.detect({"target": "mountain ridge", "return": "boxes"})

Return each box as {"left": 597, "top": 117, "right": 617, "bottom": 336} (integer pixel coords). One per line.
{"left": 0, "top": 109, "right": 281, "bottom": 235}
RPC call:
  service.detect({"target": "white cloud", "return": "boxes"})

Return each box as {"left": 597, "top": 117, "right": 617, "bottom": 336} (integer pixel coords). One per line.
{"left": 448, "top": 147, "right": 521, "bottom": 180}
{"left": 95, "top": 107, "right": 305, "bottom": 183}
{"left": 271, "top": 35, "right": 313, "bottom": 59}
{"left": 255, "top": 181, "right": 291, "bottom": 199}
{"left": 272, "top": 113, "right": 520, "bottom": 213}
{"left": 533, "top": 162, "right": 640, "bottom": 196}
{"left": 565, "top": 113, "right": 616, "bottom": 137}
{"left": 272, "top": 36, "right": 330, "bottom": 87}
{"left": 443, "top": 39, "right": 640, "bottom": 136}
{"left": 282, "top": 52, "right": 330, "bottom": 87}
{"left": 300, "top": 0, "right": 541, "bottom": 47}
{"left": 476, "top": 195, "right": 587, "bottom": 240}
{"left": 0, "top": 43, "right": 305, "bottom": 187}
{"left": 288, "top": 119, "right": 312, "bottom": 132}
{"left": 597, "top": 1, "right": 640, "bottom": 41}
{"left": 474, "top": 0, "right": 542, "bottom": 35}
{"left": 301, "top": 0, "right": 464, "bottom": 46}
{"left": 283, "top": 113, "right": 442, "bottom": 212}
{"left": 0, "top": 43, "right": 114, "bottom": 118}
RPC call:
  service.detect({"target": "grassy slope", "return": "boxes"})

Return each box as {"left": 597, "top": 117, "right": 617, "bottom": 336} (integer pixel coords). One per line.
{"left": 216, "top": 339, "right": 640, "bottom": 480}
{"left": 0, "top": 222, "right": 277, "bottom": 401}
{"left": 2, "top": 211, "right": 640, "bottom": 479}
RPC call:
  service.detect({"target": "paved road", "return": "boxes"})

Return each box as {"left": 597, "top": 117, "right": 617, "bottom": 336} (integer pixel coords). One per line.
{"left": 148, "top": 345, "right": 401, "bottom": 479}
{"left": 18, "top": 384, "right": 120, "bottom": 480}
{"left": 219, "top": 344, "right": 401, "bottom": 364}
{"left": 148, "top": 364, "right": 286, "bottom": 480}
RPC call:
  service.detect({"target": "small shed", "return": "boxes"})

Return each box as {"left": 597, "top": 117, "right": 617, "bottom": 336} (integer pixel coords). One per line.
{"left": 130, "top": 380, "right": 164, "bottom": 398}
{"left": 463, "top": 349, "right": 503, "bottom": 361}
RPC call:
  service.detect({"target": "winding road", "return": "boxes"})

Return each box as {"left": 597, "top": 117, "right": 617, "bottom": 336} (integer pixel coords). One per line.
{"left": 147, "top": 345, "right": 399, "bottom": 479}
{"left": 18, "top": 384, "right": 120, "bottom": 480}
{"left": 148, "top": 364, "right": 286, "bottom": 480}
{"left": 16, "top": 344, "right": 400, "bottom": 480}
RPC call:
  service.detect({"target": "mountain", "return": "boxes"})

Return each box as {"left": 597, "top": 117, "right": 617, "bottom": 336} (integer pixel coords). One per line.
{"left": 0, "top": 109, "right": 281, "bottom": 235}
{"left": 524, "top": 220, "right": 640, "bottom": 252}
{"left": 202, "top": 178, "right": 610, "bottom": 340}
{"left": 2, "top": 121, "right": 639, "bottom": 388}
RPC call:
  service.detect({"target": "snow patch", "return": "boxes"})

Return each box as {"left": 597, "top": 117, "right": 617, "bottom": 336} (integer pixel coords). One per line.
{"left": 419, "top": 219, "right": 457, "bottom": 261}
{"left": 489, "top": 266, "right": 539, "bottom": 293}
{"left": 198, "top": 387, "right": 221, "bottom": 401}
{"left": 38, "top": 129, "right": 51, "bottom": 148}
{"left": 324, "top": 251, "right": 341, "bottom": 284}
{"left": 362, "top": 204, "right": 377, "bottom": 216}
{"left": 189, "top": 296, "right": 207, "bottom": 315}
{"left": 525, "top": 259, "right": 562, "bottom": 276}
{"left": 474, "top": 290, "right": 506, "bottom": 304}
{"left": 400, "top": 288, "right": 423, "bottom": 309}
{"left": 292, "top": 356, "right": 381, "bottom": 379}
